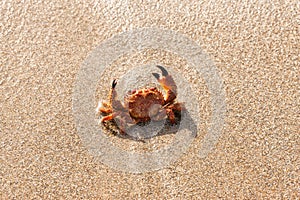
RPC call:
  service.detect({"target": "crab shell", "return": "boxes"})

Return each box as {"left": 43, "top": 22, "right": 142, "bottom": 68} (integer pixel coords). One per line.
{"left": 126, "top": 87, "right": 165, "bottom": 122}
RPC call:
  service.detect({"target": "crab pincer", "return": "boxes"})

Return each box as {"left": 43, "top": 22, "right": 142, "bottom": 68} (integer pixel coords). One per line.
{"left": 112, "top": 79, "right": 117, "bottom": 88}
{"left": 152, "top": 65, "right": 177, "bottom": 103}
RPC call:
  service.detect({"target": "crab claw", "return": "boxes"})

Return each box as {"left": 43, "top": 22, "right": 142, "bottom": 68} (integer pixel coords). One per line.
{"left": 156, "top": 65, "right": 168, "bottom": 76}
{"left": 152, "top": 65, "right": 177, "bottom": 104}
{"left": 152, "top": 73, "right": 160, "bottom": 80}
{"left": 112, "top": 79, "right": 117, "bottom": 88}
{"left": 152, "top": 65, "right": 170, "bottom": 80}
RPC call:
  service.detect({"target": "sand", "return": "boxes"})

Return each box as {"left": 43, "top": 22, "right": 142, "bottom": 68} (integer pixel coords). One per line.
{"left": 1, "top": 1, "right": 299, "bottom": 199}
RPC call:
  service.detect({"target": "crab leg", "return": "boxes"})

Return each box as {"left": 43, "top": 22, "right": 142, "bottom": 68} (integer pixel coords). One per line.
{"left": 164, "top": 102, "right": 186, "bottom": 124}
{"left": 166, "top": 108, "right": 176, "bottom": 124}
{"left": 167, "top": 102, "right": 185, "bottom": 111}
{"left": 152, "top": 65, "right": 177, "bottom": 104}
{"left": 100, "top": 113, "right": 116, "bottom": 122}
{"left": 97, "top": 101, "right": 112, "bottom": 114}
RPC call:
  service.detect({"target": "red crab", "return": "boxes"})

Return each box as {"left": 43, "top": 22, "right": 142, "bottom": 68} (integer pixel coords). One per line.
{"left": 97, "top": 65, "right": 185, "bottom": 134}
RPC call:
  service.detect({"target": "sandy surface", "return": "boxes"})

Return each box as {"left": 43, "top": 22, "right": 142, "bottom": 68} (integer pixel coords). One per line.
{"left": 1, "top": 1, "right": 299, "bottom": 199}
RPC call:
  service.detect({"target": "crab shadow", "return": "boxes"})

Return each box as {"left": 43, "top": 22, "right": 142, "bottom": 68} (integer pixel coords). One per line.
{"left": 101, "top": 110, "right": 197, "bottom": 142}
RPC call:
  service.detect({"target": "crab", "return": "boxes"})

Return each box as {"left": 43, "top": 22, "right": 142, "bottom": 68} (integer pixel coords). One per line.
{"left": 96, "top": 65, "right": 185, "bottom": 134}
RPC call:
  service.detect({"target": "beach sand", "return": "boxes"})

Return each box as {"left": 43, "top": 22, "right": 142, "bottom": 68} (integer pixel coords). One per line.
{"left": 1, "top": 1, "right": 299, "bottom": 199}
